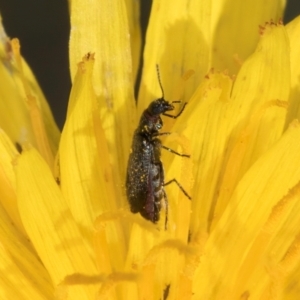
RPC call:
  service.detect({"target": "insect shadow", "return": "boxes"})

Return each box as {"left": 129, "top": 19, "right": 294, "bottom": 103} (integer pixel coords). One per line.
{"left": 126, "top": 65, "right": 191, "bottom": 229}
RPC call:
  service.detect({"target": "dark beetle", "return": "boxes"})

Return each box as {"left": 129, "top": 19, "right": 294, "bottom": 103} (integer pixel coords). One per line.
{"left": 126, "top": 66, "right": 191, "bottom": 228}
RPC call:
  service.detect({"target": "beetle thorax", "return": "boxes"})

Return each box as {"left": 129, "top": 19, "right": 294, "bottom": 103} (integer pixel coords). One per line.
{"left": 140, "top": 110, "right": 163, "bottom": 132}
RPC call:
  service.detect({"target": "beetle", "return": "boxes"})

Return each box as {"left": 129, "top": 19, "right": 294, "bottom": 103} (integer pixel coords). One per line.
{"left": 126, "top": 66, "right": 191, "bottom": 228}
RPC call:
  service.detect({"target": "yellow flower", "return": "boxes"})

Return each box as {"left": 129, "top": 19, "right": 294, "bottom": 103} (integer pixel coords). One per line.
{"left": 1, "top": 1, "right": 300, "bottom": 299}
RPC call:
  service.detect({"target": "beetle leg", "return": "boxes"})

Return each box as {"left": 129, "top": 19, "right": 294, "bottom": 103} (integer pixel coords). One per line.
{"left": 164, "top": 178, "right": 191, "bottom": 200}
{"left": 163, "top": 102, "right": 188, "bottom": 119}
{"left": 161, "top": 145, "right": 190, "bottom": 157}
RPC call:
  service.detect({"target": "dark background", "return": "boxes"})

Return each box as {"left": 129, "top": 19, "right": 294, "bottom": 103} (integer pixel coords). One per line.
{"left": 0, "top": 1, "right": 299, "bottom": 129}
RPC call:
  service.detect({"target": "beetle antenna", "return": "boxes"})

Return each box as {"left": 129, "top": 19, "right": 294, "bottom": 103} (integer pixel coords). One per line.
{"left": 156, "top": 64, "right": 165, "bottom": 99}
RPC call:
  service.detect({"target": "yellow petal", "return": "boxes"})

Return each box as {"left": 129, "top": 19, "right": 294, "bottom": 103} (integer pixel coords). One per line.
{"left": 0, "top": 18, "right": 59, "bottom": 159}
{"left": 0, "top": 198, "right": 53, "bottom": 299}
{"left": 139, "top": 0, "right": 211, "bottom": 110}
{"left": 0, "top": 34, "right": 35, "bottom": 146}
{"left": 180, "top": 21, "right": 289, "bottom": 235}
{"left": 15, "top": 146, "right": 99, "bottom": 299}
{"left": 213, "top": 100, "right": 287, "bottom": 230}
{"left": 60, "top": 55, "right": 129, "bottom": 275}
{"left": 60, "top": 55, "right": 120, "bottom": 225}
{"left": 69, "top": 0, "right": 136, "bottom": 178}
{"left": 193, "top": 121, "right": 300, "bottom": 299}
{"left": 283, "top": 243, "right": 300, "bottom": 299}
{"left": 0, "top": 129, "right": 25, "bottom": 233}
{"left": 285, "top": 15, "right": 300, "bottom": 126}
{"left": 241, "top": 181, "right": 300, "bottom": 298}
{"left": 211, "top": 0, "right": 286, "bottom": 73}
{"left": 215, "top": 22, "right": 290, "bottom": 220}
{"left": 171, "top": 71, "right": 233, "bottom": 235}
{"left": 231, "top": 22, "right": 290, "bottom": 116}
{"left": 10, "top": 39, "right": 56, "bottom": 169}
{"left": 124, "top": 0, "right": 141, "bottom": 82}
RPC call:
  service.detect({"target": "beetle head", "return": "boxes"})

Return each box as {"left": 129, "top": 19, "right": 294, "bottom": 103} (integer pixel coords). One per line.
{"left": 148, "top": 98, "right": 174, "bottom": 116}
